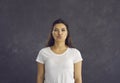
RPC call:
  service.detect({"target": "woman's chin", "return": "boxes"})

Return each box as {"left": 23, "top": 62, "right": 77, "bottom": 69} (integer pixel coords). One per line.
{"left": 55, "top": 39, "right": 65, "bottom": 42}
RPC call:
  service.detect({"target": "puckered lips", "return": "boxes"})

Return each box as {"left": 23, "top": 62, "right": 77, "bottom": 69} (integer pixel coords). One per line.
{"left": 57, "top": 35, "right": 62, "bottom": 39}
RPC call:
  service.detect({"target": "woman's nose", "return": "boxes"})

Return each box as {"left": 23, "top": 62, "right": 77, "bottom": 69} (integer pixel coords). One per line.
{"left": 58, "top": 30, "right": 62, "bottom": 35}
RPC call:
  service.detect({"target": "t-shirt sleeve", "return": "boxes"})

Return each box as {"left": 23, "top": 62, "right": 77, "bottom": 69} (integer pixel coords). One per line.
{"left": 73, "top": 48, "right": 83, "bottom": 63}
{"left": 36, "top": 49, "right": 45, "bottom": 64}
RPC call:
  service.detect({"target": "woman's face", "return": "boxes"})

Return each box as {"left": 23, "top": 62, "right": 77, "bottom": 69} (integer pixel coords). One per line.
{"left": 52, "top": 23, "right": 68, "bottom": 42}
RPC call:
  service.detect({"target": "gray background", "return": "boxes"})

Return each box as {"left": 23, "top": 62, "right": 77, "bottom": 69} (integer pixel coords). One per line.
{"left": 0, "top": 0, "right": 120, "bottom": 83}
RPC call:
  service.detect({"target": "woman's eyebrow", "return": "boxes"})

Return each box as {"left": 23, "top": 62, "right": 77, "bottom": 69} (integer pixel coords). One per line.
{"left": 54, "top": 27, "right": 66, "bottom": 29}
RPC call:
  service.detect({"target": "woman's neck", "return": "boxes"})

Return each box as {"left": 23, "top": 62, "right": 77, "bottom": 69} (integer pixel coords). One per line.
{"left": 52, "top": 41, "right": 68, "bottom": 50}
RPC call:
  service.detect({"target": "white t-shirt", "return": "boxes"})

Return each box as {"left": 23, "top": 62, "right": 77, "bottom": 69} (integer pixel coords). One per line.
{"left": 36, "top": 47, "right": 83, "bottom": 83}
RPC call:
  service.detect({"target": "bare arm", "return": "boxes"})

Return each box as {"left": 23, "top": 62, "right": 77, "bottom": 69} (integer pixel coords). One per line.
{"left": 74, "top": 61, "right": 82, "bottom": 83}
{"left": 36, "top": 62, "right": 45, "bottom": 83}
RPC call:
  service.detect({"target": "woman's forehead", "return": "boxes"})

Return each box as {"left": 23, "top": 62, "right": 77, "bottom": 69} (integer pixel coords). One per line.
{"left": 53, "top": 23, "right": 67, "bottom": 29}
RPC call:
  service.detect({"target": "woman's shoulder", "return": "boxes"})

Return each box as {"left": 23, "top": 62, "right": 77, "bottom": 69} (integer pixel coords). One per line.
{"left": 39, "top": 46, "right": 50, "bottom": 52}
{"left": 37, "top": 47, "right": 50, "bottom": 56}
{"left": 69, "top": 47, "right": 80, "bottom": 52}
{"left": 69, "top": 47, "right": 82, "bottom": 57}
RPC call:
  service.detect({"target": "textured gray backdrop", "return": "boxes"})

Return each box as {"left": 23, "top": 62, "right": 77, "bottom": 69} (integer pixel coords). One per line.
{"left": 0, "top": 0, "right": 120, "bottom": 83}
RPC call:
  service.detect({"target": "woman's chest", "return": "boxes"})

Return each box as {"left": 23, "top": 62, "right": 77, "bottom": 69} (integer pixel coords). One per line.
{"left": 44, "top": 56, "right": 74, "bottom": 70}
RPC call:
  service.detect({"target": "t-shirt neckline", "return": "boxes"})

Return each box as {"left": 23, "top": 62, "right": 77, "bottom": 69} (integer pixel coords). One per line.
{"left": 48, "top": 47, "right": 69, "bottom": 56}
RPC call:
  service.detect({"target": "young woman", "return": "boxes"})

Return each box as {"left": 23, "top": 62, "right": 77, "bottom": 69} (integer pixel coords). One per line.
{"left": 36, "top": 18, "right": 83, "bottom": 83}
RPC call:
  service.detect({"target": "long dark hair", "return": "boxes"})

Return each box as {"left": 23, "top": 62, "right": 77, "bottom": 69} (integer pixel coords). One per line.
{"left": 46, "top": 18, "right": 74, "bottom": 48}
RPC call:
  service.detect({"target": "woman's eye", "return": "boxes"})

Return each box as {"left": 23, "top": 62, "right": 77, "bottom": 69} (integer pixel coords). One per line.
{"left": 54, "top": 29, "right": 58, "bottom": 31}
{"left": 53, "top": 28, "right": 66, "bottom": 32}
{"left": 62, "top": 29, "right": 65, "bottom": 31}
